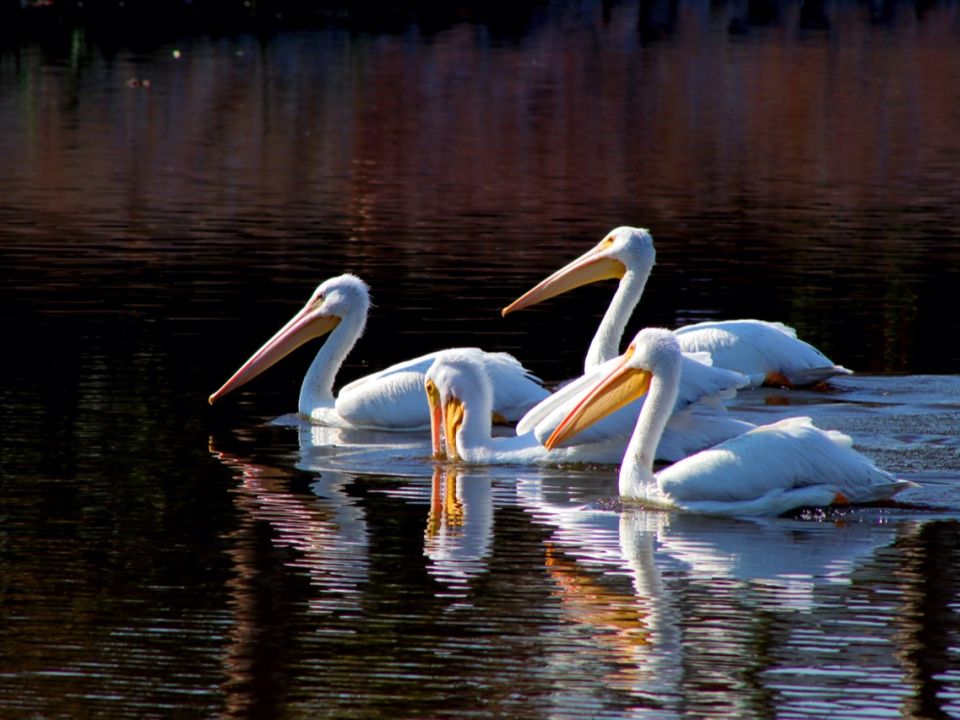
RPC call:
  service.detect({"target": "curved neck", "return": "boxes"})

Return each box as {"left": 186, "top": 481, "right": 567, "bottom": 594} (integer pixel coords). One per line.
{"left": 584, "top": 269, "right": 650, "bottom": 373}
{"left": 619, "top": 360, "right": 680, "bottom": 499}
{"left": 458, "top": 391, "right": 494, "bottom": 454}
{"left": 299, "top": 310, "right": 366, "bottom": 415}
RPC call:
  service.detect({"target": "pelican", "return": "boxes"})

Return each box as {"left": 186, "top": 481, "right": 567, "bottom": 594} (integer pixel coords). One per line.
{"left": 516, "top": 348, "right": 755, "bottom": 462}
{"left": 546, "top": 328, "right": 914, "bottom": 516}
{"left": 209, "top": 274, "right": 549, "bottom": 430}
{"left": 425, "top": 350, "right": 627, "bottom": 465}
{"left": 502, "top": 226, "right": 851, "bottom": 387}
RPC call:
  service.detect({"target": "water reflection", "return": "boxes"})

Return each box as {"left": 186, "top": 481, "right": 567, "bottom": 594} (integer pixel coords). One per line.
{"left": 212, "top": 442, "right": 371, "bottom": 615}
{"left": 211, "top": 438, "right": 377, "bottom": 718}
{"left": 4, "top": 0, "right": 960, "bottom": 380}
{"left": 519, "top": 483, "right": 960, "bottom": 718}
{"left": 209, "top": 422, "right": 960, "bottom": 718}
{"left": 5, "top": 1, "right": 960, "bottom": 717}
{"left": 423, "top": 468, "right": 494, "bottom": 594}
{"left": 291, "top": 415, "right": 435, "bottom": 477}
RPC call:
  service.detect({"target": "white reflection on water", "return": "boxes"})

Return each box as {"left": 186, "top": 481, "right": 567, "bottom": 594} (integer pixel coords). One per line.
{"left": 211, "top": 443, "right": 372, "bottom": 617}
{"left": 422, "top": 469, "right": 494, "bottom": 595}
{"left": 206, "top": 369, "right": 960, "bottom": 718}
{"left": 511, "top": 479, "right": 960, "bottom": 718}
{"left": 385, "top": 467, "right": 501, "bottom": 599}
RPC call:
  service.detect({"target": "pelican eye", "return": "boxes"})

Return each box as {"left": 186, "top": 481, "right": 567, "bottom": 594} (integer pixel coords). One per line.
{"left": 600, "top": 236, "right": 615, "bottom": 249}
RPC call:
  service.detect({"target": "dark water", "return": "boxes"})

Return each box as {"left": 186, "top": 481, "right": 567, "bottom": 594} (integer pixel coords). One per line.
{"left": 3, "top": 2, "right": 960, "bottom": 717}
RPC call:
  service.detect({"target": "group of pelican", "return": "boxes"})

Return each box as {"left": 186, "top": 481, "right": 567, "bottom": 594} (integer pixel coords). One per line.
{"left": 209, "top": 227, "right": 914, "bottom": 517}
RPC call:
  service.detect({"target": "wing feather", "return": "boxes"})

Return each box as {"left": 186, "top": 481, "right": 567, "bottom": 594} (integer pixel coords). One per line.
{"left": 336, "top": 347, "right": 547, "bottom": 429}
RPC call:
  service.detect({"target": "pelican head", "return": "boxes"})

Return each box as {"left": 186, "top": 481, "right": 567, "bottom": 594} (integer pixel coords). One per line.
{"left": 502, "top": 227, "right": 656, "bottom": 316}
{"left": 425, "top": 352, "right": 493, "bottom": 462}
{"left": 545, "top": 328, "right": 679, "bottom": 449}
{"left": 208, "top": 274, "right": 370, "bottom": 405}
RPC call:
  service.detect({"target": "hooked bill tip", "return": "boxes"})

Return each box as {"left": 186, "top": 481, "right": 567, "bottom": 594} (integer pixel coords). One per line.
{"left": 543, "top": 428, "right": 561, "bottom": 450}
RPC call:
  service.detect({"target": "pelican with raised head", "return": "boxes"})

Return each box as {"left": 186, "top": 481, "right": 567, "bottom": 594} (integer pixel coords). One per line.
{"left": 502, "top": 226, "right": 851, "bottom": 387}
{"left": 546, "top": 328, "right": 914, "bottom": 516}
{"left": 209, "top": 274, "right": 549, "bottom": 431}
{"left": 515, "top": 346, "right": 755, "bottom": 463}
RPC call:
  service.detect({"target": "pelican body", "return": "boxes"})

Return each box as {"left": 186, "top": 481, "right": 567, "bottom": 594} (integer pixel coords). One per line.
{"left": 546, "top": 328, "right": 914, "bottom": 517}
{"left": 425, "top": 350, "right": 626, "bottom": 465}
{"left": 502, "top": 226, "right": 851, "bottom": 387}
{"left": 209, "top": 274, "right": 549, "bottom": 431}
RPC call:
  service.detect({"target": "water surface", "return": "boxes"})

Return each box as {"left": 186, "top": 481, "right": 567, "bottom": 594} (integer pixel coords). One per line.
{"left": 2, "top": 1, "right": 960, "bottom": 717}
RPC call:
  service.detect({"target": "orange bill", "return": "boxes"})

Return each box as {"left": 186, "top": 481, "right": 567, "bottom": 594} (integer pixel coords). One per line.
{"left": 426, "top": 379, "right": 444, "bottom": 458}
{"left": 209, "top": 299, "right": 340, "bottom": 404}
{"left": 545, "top": 345, "right": 651, "bottom": 449}
{"left": 443, "top": 398, "right": 465, "bottom": 462}
{"left": 501, "top": 236, "right": 626, "bottom": 316}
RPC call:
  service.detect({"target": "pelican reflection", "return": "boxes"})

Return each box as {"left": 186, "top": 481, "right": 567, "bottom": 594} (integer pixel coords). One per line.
{"left": 423, "top": 467, "right": 495, "bottom": 594}
{"left": 210, "top": 439, "right": 371, "bottom": 614}
{"left": 513, "top": 475, "right": 925, "bottom": 714}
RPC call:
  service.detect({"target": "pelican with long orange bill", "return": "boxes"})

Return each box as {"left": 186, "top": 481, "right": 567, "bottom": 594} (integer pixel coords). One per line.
{"left": 545, "top": 327, "right": 914, "bottom": 516}
{"left": 503, "top": 226, "right": 851, "bottom": 387}
{"left": 209, "top": 274, "right": 549, "bottom": 431}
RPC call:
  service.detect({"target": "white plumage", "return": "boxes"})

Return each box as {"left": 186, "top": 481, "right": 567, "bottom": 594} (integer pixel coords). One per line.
{"left": 516, "top": 349, "right": 754, "bottom": 462}
{"left": 672, "top": 319, "right": 849, "bottom": 388}
{"left": 546, "top": 328, "right": 914, "bottom": 517}
{"left": 425, "top": 350, "right": 627, "bottom": 465}
{"left": 503, "top": 226, "right": 851, "bottom": 387}
{"left": 209, "top": 274, "right": 549, "bottom": 430}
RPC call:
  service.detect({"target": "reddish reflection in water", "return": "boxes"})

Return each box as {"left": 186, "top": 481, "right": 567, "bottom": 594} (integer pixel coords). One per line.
{"left": 2, "top": 1, "right": 959, "bottom": 381}
{"left": 2, "top": 6, "right": 960, "bottom": 716}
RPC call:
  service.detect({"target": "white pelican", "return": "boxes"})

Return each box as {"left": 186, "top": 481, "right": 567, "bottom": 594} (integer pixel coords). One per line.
{"left": 502, "top": 226, "right": 851, "bottom": 387}
{"left": 516, "top": 348, "right": 755, "bottom": 462}
{"left": 425, "top": 350, "right": 627, "bottom": 465}
{"left": 546, "top": 328, "right": 914, "bottom": 516}
{"left": 209, "top": 274, "right": 549, "bottom": 430}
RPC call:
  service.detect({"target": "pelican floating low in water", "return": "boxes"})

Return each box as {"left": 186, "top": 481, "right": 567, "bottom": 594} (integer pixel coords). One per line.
{"left": 209, "top": 274, "right": 549, "bottom": 431}
{"left": 546, "top": 328, "right": 914, "bottom": 516}
{"left": 425, "top": 350, "right": 626, "bottom": 465}
{"left": 503, "top": 226, "right": 851, "bottom": 387}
